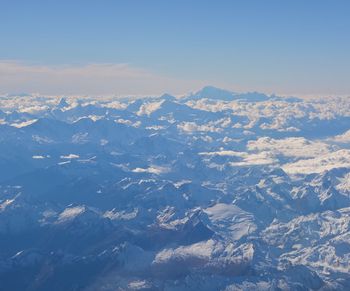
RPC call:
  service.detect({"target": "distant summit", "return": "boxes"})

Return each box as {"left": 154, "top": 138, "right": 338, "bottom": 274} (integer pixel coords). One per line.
{"left": 183, "top": 86, "right": 270, "bottom": 102}
{"left": 57, "top": 97, "right": 69, "bottom": 109}
{"left": 186, "top": 86, "right": 236, "bottom": 101}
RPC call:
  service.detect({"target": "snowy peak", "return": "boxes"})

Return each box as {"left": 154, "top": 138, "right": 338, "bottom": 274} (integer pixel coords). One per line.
{"left": 187, "top": 86, "right": 236, "bottom": 101}
{"left": 184, "top": 86, "right": 270, "bottom": 102}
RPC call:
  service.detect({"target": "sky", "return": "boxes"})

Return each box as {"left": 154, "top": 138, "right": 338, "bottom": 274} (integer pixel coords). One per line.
{"left": 1, "top": 0, "right": 350, "bottom": 97}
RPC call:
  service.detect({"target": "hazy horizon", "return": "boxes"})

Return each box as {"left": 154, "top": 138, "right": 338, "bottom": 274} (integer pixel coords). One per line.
{"left": 1, "top": 0, "right": 350, "bottom": 97}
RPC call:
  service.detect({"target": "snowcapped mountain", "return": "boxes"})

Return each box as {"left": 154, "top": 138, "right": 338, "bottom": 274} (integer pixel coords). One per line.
{"left": 0, "top": 88, "right": 350, "bottom": 290}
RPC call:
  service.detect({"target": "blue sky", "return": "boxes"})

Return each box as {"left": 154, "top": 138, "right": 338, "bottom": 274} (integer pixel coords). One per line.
{"left": 1, "top": 0, "right": 350, "bottom": 96}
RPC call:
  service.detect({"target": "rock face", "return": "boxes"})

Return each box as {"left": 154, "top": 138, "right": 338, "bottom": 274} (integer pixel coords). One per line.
{"left": 0, "top": 89, "right": 350, "bottom": 290}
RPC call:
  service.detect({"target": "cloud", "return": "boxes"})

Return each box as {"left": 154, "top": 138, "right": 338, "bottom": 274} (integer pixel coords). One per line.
{"left": 0, "top": 60, "right": 205, "bottom": 96}
{"left": 60, "top": 154, "right": 80, "bottom": 159}
{"left": 247, "top": 137, "right": 333, "bottom": 159}
{"left": 177, "top": 118, "right": 231, "bottom": 134}
{"left": 332, "top": 129, "right": 350, "bottom": 144}
{"left": 137, "top": 100, "right": 164, "bottom": 116}
{"left": 10, "top": 119, "right": 38, "bottom": 128}
{"left": 282, "top": 149, "right": 350, "bottom": 174}
{"left": 132, "top": 165, "right": 170, "bottom": 175}
{"left": 199, "top": 151, "right": 247, "bottom": 157}
{"left": 178, "top": 121, "right": 224, "bottom": 133}
{"left": 199, "top": 150, "right": 277, "bottom": 167}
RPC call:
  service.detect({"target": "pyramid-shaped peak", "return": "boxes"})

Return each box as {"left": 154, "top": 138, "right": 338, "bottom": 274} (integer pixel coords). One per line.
{"left": 57, "top": 97, "right": 69, "bottom": 109}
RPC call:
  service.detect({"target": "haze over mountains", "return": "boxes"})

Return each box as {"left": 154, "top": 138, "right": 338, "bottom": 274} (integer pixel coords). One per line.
{"left": 1, "top": 86, "right": 350, "bottom": 290}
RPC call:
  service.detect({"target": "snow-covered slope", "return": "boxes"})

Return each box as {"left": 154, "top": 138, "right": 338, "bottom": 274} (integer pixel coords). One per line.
{"left": 0, "top": 88, "right": 350, "bottom": 290}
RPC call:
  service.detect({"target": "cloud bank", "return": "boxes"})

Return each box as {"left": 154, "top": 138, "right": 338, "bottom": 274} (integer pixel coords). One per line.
{"left": 0, "top": 60, "right": 205, "bottom": 96}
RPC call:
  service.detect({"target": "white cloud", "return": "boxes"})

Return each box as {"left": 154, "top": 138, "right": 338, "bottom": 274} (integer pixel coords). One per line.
{"left": 102, "top": 101, "right": 128, "bottom": 110}
{"left": 0, "top": 60, "right": 206, "bottom": 96}
{"left": 282, "top": 149, "right": 350, "bottom": 174}
{"left": 332, "top": 129, "right": 350, "bottom": 143}
{"left": 32, "top": 155, "right": 46, "bottom": 159}
{"left": 199, "top": 150, "right": 247, "bottom": 157}
{"left": 60, "top": 154, "right": 80, "bottom": 159}
{"left": 10, "top": 119, "right": 38, "bottom": 128}
{"left": 19, "top": 105, "right": 50, "bottom": 114}
{"left": 247, "top": 137, "right": 333, "bottom": 159}
{"left": 132, "top": 165, "right": 170, "bottom": 175}
{"left": 200, "top": 150, "right": 277, "bottom": 167}
{"left": 229, "top": 151, "right": 277, "bottom": 167}
{"left": 115, "top": 119, "right": 141, "bottom": 128}
{"left": 185, "top": 98, "right": 350, "bottom": 134}
{"left": 137, "top": 100, "right": 164, "bottom": 116}
{"left": 177, "top": 121, "right": 223, "bottom": 133}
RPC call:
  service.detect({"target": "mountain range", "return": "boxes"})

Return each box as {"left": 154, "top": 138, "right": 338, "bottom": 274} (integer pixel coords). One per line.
{"left": 0, "top": 86, "right": 350, "bottom": 290}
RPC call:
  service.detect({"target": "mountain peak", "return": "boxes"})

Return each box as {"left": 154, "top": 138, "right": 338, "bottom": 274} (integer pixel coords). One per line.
{"left": 57, "top": 97, "right": 69, "bottom": 109}
{"left": 184, "top": 86, "right": 270, "bottom": 102}
{"left": 188, "top": 86, "right": 236, "bottom": 101}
